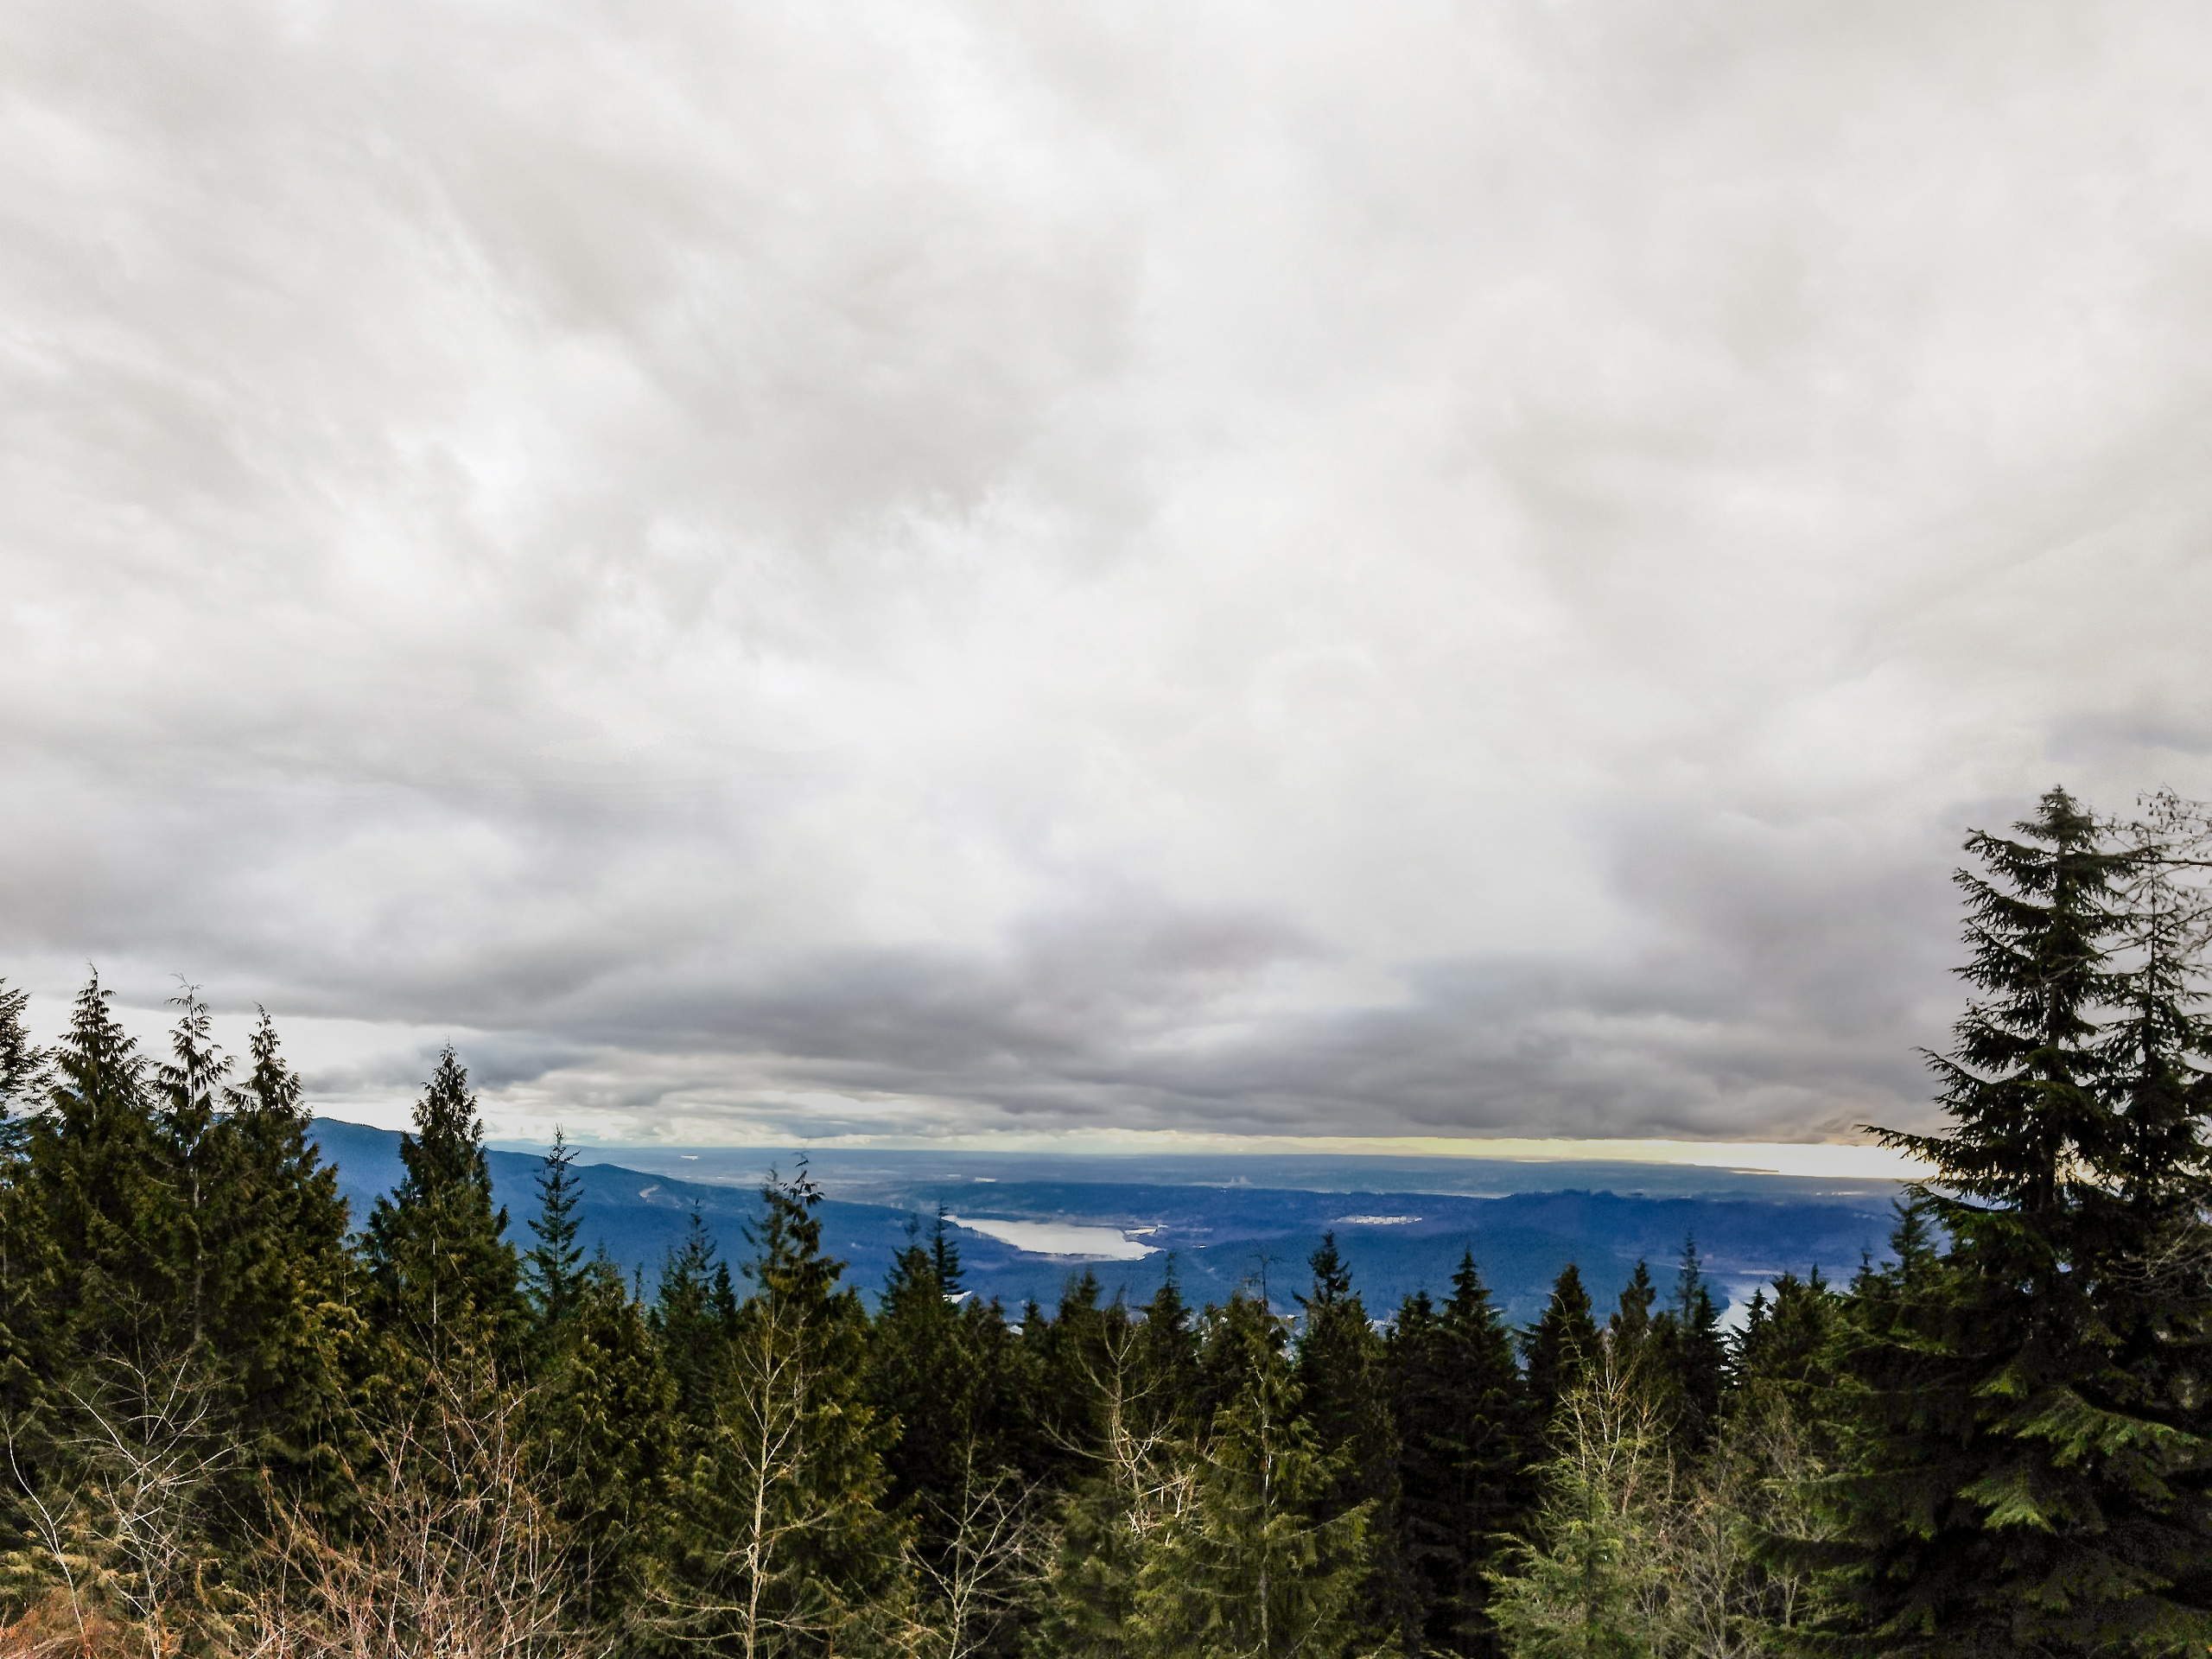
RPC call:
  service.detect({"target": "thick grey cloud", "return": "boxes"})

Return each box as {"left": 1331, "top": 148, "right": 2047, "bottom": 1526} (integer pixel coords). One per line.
{"left": 5, "top": 1, "right": 2212, "bottom": 1142}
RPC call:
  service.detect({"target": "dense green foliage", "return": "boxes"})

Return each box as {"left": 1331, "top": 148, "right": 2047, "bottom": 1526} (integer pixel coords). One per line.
{"left": 0, "top": 785, "right": 2208, "bottom": 1656}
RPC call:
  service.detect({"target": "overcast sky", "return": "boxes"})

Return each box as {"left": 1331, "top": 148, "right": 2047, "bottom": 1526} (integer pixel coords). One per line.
{"left": 6, "top": 2, "right": 2211, "bottom": 1147}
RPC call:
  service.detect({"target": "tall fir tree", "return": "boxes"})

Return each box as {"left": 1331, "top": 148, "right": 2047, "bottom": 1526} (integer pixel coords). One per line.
{"left": 1729, "top": 1267, "right": 1838, "bottom": 1420}
{"left": 1606, "top": 1260, "right": 1658, "bottom": 1394}
{"left": 1131, "top": 1291, "right": 1371, "bottom": 1659}
{"left": 28, "top": 974, "right": 168, "bottom": 1365}
{"left": 649, "top": 1211, "right": 739, "bottom": 1448}
{"left": 872, "top": 1215, "right": 1015, "bottom": 1550}
{"left": 0, "top": 981, "right": 46, "bottom": 1434}
{"left": 1027, "top": 1268, "right": 1124, "bottom": 1484}
{"left": 207, "top": 1007, "right": 360, "bottom": 1528}
{"left": 652, "top": 1166, "right": 906, "bottom": 1653}
{"left": 3, "top": 977, "right": 246, "bottom": 1632}
{"left": 1293, "top": 1233, "right": 1399, "bottom": 1646}
{"left": 524, "top": 1128, "right": 587, "bottom": 1340}
{"left": 360, "top": 1046, "right": 528, "bottom": 1376}
{"left": 0, "top": 980, "right": 46, "bottom": 1139}
{"left": 1802, "top": 787, "right": 2212, "bottom": 1652}
{"left": 1649, "top": 1236, "right": 1726, "bottom": 1454}
{"left": 1386, "top": 1287, "right": 1455, "bottom": 1650}
{"left": 1389, "top": 1251, "right": 1534, "bottom": 1656}
{"left": 1135, "top": 1266, "right": 1203, "bottom": 1430}
{"left": 1523, "top": 1262, "right": 1599, "bottom": 1437}
{"left": 527, "top": 1255, "right": 673, "bottom": 1625}
{"left": 153, "top": 984, "right": 229, "bottom": 1355}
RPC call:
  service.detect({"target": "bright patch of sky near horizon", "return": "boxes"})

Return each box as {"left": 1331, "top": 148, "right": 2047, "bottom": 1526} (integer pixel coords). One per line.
{"left": 5, "top": 3, "right": 2212, "bottom": 1147}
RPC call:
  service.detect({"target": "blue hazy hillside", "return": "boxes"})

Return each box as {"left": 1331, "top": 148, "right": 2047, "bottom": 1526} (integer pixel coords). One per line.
{"left": 309, "top": 1119, "right": 1903, "bottom": 1326}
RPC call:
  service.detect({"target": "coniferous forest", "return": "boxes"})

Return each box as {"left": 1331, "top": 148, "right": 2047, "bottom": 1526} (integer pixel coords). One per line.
{"left": 0, "top": 785, "right": 2209, "bottom": 1657}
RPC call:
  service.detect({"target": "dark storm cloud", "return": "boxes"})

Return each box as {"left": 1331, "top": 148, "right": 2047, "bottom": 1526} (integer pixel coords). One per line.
{"left": 7, "top": 1, "right": 2212, "bottom": 1141}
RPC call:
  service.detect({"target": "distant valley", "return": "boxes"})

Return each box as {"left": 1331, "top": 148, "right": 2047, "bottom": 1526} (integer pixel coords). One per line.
{"left": 313, "top": 1120, "right": 1905, "bottom": 1326}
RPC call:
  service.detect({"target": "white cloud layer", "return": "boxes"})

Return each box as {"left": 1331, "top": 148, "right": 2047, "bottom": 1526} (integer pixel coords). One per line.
{"left": 6, "top": 1, "right": 2212, "bottom": 1142}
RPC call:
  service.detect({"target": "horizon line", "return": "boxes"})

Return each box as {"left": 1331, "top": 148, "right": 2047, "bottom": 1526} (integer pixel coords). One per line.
{"left": 443, "top": 1122, "right": 1930, "bottom": 1182}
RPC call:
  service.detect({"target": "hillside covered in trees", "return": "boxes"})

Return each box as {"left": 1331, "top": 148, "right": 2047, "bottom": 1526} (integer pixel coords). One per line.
{"left": 0, "top": 785, "right": 2208, "bottom": 1656}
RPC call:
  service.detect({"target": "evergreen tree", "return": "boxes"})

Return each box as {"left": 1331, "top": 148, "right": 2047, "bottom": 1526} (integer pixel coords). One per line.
{"left": 1440, "top": 1251, "right": 1535, "bottom": 1656}
{"left": 4, "top": 976, "right": 249, "bottom": 1637}
{"left": 528, "top": 1255, "right": 673, "bottom": 1625}
{"left": 1132, "top": 1292, "right": 1370, "bottom": 1659}
{"left": 871, "top": 1213, "right": 1022, "bottom": 1559}
{"left": 652, "top": 1166, "right": 906, "bottom": 1653}
{"left": 1293, "top": 1233, "right": 1398, "bottom": 1644}
{"left": 29, "top": 974, "right": 168, "bottom": 1364}
{"left": 1606, "top": 1259, "right": 1656, "bottom": 1368}
{"left": 1387, "top": 1287, "right": 1455, "bottom": 1649}
{"left": 207, "top": 1007, "right": 360, "bottom": 1526}
{"left": 1649, "top": 1236, "right": 1726, "bottom": 1454}
{"left": 1028, "top": 1272, "right": 1198, "bottom": 1659}
{"left": 1802, "top": 787, "right": 2212, "bottom": 1651}
{"left": 524, "top": 1128, "right": 587, "bottom": 1339}
{"left": 1135, "top": 1266, "right": 1203, "bottom": 1433}
{"left": 1729, "top": 1268, "right": 1837, "bottom": 1413}
{"left": 0, "top": 980, "right": 47, "bottom": 1140}
{"left": 1487, "top": 1351, "right": 1674, "bottom": 1659}
{"left": 1385, "top": 1258, "right": 1540, "bottom": 1656}
{"left": 0, "top": 981, "right": 45, "bottom": 1433}
{"left": 1523, "top": 1263, "right": 1598, "bottom": 1436}
{"left": 650, "top": 1210, "right": 740, "bottom": 1444}
{"left": 360, "top": 1046, "right": 528, "bottom": 1376}
{"left": 153, "top": 984, "right": 229, "bottom": 1355}
{"left": 1028, "top": 1269, "right": 1123, "bottom": 1482}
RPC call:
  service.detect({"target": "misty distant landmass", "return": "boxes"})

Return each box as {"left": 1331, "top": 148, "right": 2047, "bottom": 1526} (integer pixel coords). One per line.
{"left": 314, "top": 1120, "right": 1903, "bottom": 1325}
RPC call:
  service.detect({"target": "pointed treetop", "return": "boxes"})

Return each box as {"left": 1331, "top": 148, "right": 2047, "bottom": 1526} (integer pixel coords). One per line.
{"left": 54, "top": 969, "right": 143, "bottom": 1110}
{"left": 228, "top": 1006, "right": 306, "bottom": 1120}
{"left": 1299, "top": 1230, "right": 1352, "bottom": 1314}
{"left": 928, "top": 1203, "right": 963, "bottom": 1294}
{"left": 526, "top": 1127, "right": 588, "bottom": 1331}
{"left": 156, "top": 981, "right": 230, "bottom": 1153}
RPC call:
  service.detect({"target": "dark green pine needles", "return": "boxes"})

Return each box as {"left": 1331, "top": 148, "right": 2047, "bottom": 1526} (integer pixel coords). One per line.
{"left": 1802, "top": 787, "right": 2212, "bottom": 1653}
{"left": 362, "top": 1046, "right": 531, "bottom": 1375}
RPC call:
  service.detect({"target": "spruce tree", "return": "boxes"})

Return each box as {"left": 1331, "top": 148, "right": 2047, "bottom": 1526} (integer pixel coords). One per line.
{"left": 649, "top": 1211, "right": 738, "bottom": 1446}
{"left": 0, "top": 981, "right": 46, "bottom": 1432}
{"left": 872, "top": 1216, "right": 983, "bottom": 1543}
{"left": 1605, "top": 1259, "right": 1658, "bottom": 1414}
{"left": 1523, "top": 1263, "right": 1598, "bottom": 1436}
{"left": 0, "top": 980, "right": 46, "bottom": 1138}
{"left": 652, "top": 1166, "right": 906, "bottom": 1652}
{"left": 1136, "top": 1266, "right": 1203, "bottom": 1432}
{"left": 1803, "top": 787, "right": 2212, "bottom": 1651}
{"left": 524, "top": 1128, "right": 587, "bottom": 1339}
{"left": 360, "top": 1046, "right": 528, "bottom": 1376}
{"left": 207, "top": 1007, "right": 360, "bottom": 1527}
{"left": 1132, "top": 1292, "right": 1371, "bottom": 1659}
{"left": 1729, "top": 1268, "right": 1837, "bottom": 1417}
{"left": 1440, "top": 1251, "right": 1535, "bottom": 1655}
{"left": 1029, "top": 1272, "right": 1195, "bottom": 1659}
{"left": 1292, "top": 1233, "right": 1398, "bottom": 1646}
{"left": 1486, "top": 1350, "right": 1674, "bottom": 1658}
{"left": 1028, "top": 1268, "right": 1122, "bottom": 1482}
{"left": 7, "top": 976, "right": 246, "bottom": 1636}
{"left": 1386, "top": 1287, "right": 1455, "bottom": 1649}
{"left": 29, "top": 973, "right": 168, "bottom": 1364}
{"left": 528, "top": 1255, "right": 673, "bottom": 1625}
{"left": 152, "top": 984, "right": 229, "bottom": 1354}
{"left": 870, "top": 1211, "right": 1033, "bottom": 1649}
{"left": 1391, "top": 1254, "right": 1537, "bottom": 1657}
{"left": 1649, "top": 1236, "right": 1726, "bottom": 1453}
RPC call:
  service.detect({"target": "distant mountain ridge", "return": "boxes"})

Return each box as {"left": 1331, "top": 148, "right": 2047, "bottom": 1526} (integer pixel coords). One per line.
{"left": 309, "top": 1118, "right": 1903, "bottom": 1325}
